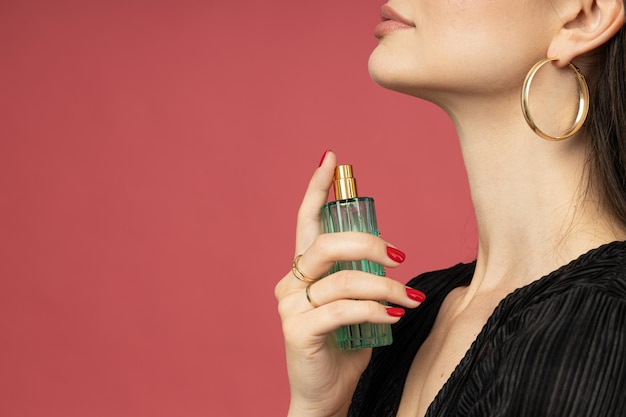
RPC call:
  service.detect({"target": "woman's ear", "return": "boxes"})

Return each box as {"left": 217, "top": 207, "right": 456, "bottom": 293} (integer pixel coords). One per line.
{"left": 548, "top": 0, "right": 624, "bottom": 66}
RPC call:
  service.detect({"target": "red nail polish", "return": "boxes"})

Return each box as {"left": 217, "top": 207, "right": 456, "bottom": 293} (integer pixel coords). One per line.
{"left": 386, "top": 307, "right": 405, "bottom": 317}
{"left": 387, "top": 246, "right": 406, "bottom": 263}
{"left": 318, "top": 149, "right": 330, "bottom": 167}
{"left": 406, "top": 288, "right": 426, "bottom": 302}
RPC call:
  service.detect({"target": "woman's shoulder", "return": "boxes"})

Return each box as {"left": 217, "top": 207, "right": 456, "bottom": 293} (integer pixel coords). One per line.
{"left": 513, "top": 240, "right": 626, "bottom": 309}
{"left": 426, "top": 242, "right": 626, "bottom": 417}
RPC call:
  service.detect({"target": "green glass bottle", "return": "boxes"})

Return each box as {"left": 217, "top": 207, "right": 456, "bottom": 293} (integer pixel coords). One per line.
{"left": 321, "top": 165, "right": 392, "bottom": 350}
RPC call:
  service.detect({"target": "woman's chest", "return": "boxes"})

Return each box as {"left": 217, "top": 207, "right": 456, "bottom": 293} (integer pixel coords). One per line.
{"left": 396, "top": 291, "right": 501, "bottom": 417}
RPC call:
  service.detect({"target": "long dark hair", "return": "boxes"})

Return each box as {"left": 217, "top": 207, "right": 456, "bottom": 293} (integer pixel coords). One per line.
{"left": 585, "top": 24, "right": 626, "bottom": 231}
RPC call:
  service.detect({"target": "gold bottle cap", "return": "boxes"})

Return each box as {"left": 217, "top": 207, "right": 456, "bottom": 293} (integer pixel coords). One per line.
{"left": 333, "top": 165, "right": 359, "bottom": 200}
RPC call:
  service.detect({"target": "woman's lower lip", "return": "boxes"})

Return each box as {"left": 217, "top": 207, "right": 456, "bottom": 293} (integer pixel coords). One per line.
{"left": 374, "top": 20, "right": 413, "bottom": 39}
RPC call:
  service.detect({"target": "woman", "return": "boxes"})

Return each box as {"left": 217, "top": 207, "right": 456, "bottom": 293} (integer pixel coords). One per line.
{"left": 275, "top": 1, "right": 626, "bottom": 416}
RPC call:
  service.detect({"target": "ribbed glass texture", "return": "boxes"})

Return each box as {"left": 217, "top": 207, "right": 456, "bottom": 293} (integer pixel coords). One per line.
{"left": 321, "top": 197, "right": 392, "bottom": 350}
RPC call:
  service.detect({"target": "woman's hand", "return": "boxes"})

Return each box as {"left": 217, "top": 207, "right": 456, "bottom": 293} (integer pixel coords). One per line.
{"left": 274, "top": 151, "right": 425, "bottom": 417}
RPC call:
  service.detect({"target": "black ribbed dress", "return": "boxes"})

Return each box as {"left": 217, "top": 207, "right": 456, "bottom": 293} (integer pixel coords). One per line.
{"left": 348, "top": 241, "right": 626, "bottom": 417}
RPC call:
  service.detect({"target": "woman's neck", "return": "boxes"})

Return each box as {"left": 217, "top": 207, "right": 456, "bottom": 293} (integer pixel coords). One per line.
{"left": 447, "top": 95, "right": 625, "bottom": 296}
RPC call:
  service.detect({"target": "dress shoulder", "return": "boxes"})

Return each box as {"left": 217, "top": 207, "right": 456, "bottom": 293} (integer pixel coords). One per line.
{"left": 442, "top": 282, "right": 626, "bottom": 417}
{"left": 429, "top": 240, "right": 626, "bottom": 417}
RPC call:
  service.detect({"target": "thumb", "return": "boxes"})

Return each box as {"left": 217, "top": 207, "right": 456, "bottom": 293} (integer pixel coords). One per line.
{"left": 294, "top": 150, "right": 337, "bottom": 255}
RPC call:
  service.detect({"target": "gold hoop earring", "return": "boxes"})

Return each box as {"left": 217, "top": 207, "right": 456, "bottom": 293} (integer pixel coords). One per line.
{"left": 521, "top": 58, "right": 589, "bottom": 141}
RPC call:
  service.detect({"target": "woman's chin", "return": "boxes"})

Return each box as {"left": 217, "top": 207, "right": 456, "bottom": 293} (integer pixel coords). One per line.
{"left": 368, "top": 49, "right": 390, "bottom": 84}
{"left": 368, "top": 49, "right": 418, "bottom": 94}
{"left": 368, "top": 64, "right": 418, "bottom": 97}
{"left": 368, "top": 60, "right": 402, "bottom": 91}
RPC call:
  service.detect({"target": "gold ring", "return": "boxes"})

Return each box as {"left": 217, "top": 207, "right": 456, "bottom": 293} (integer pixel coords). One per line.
{"left": 305, "top": 282, "right": 320, "bottom": 308}
{"left": 292, "top": 254, "right": 317, "bottom": 283}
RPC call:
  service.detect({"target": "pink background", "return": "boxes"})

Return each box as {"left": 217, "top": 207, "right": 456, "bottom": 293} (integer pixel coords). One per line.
{"left": 0, "top": 1, "right": 477, "bottom": 416}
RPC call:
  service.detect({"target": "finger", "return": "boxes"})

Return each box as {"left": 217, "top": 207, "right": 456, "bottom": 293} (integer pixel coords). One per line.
{"left": 304, "top": 270, "right": 425, "bottom": 309}
{"left": 293, "top": 232, "right": 406, "bottom": 284}
{"left": 283, "top": 299, "right": 403, "bottom": 346}
{"left": 277, "top": 270, "right": 424, "bottom": 319}
{"left": 294, "top": 150, "right": 337, "bottom": 255}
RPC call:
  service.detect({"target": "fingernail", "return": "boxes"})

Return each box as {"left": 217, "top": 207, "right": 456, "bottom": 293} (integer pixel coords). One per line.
{"left": 386, "top": 246, "right": 406, "bottom": 263}
{"left": 386, "top": 307, "right": 405, "bottom": 317}
{"left": 318, "top": 149, "right": 330, "bottom": 167}
{"left": 406, "top": 288, "right": 426, "bottom": 303}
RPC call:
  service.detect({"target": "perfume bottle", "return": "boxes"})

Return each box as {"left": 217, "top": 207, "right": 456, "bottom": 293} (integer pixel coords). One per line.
{"left": 321, "top": 164, "right": 392, "bottom": 350}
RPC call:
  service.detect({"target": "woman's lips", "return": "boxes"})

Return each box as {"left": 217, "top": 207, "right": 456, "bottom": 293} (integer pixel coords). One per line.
{"left": 374, "top": 4, "right": 415, "bottom": 39}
